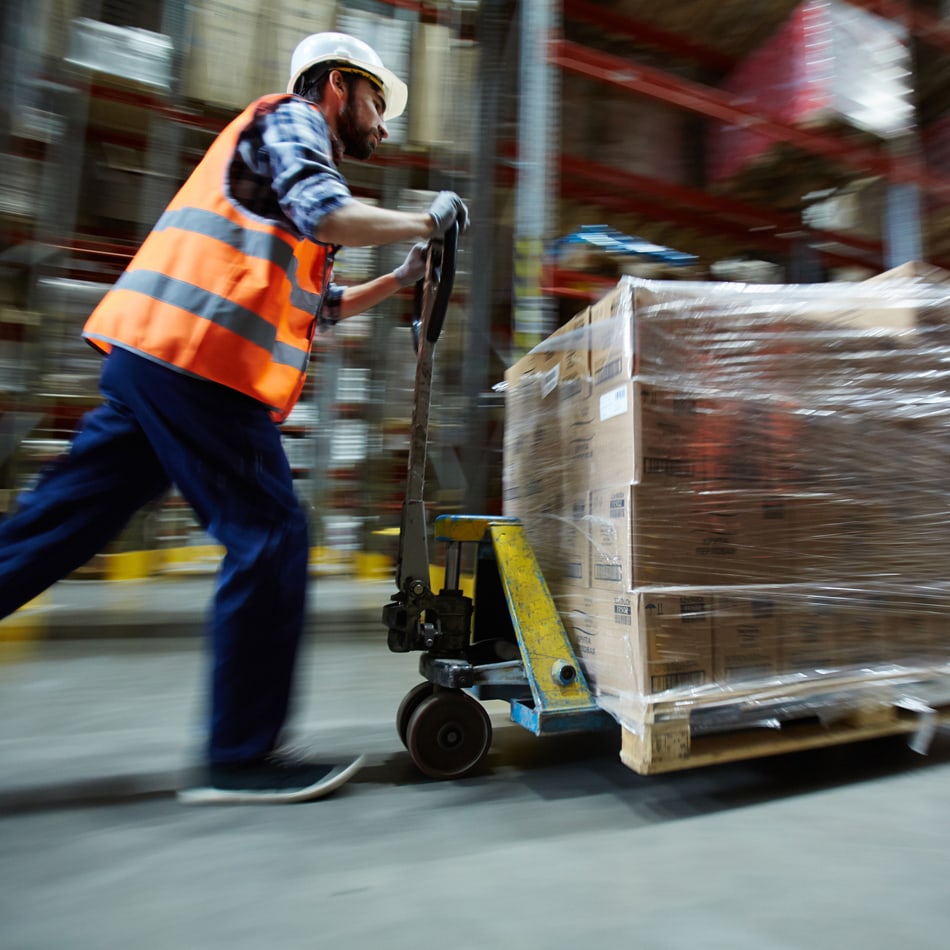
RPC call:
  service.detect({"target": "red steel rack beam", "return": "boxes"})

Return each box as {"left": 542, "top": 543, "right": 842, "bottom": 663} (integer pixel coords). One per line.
{"left": 560, "top": 182, "right": 886, "bottom": 271}
{"left": 560, "top": 154, "right": 883, "bottom": 257}
{"left": 561, "top": 0, "right": 736, "bottom": 72}
{"left": 564, "top": 0, "right": 950, "bottom": 63}
{"left": 559, "top": 155, "right": 885, "bottom": 268}
{"left": 89, "top": 83, "right": 224, "bottom": 134}
{"left": 549, "top": 38, "right": 950, "bottom": 201}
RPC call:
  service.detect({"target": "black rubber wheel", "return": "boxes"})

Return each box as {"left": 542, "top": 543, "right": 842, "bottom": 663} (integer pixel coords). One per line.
{"left": 396, "top": 682, "right": 435, "bottom": 747}
{"left": 405, "top": 691, "right": 493, "bottom": 780}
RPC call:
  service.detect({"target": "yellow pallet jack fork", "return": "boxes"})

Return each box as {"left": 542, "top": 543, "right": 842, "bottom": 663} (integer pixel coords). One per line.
{"left": 382, "top": 224, "right": 613, "bottom": 780}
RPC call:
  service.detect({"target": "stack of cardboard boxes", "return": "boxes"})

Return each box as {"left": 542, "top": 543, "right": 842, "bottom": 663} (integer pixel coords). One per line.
{"left": 503, "top": 266, "right": 950, "bottom": 726}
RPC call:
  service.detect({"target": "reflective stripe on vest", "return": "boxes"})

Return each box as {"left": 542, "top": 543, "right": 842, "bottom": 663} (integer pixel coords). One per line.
{"left": 83, "top": 93, "right": 333, "bottom": 422}
{"left": 287, "top": 256, "right": 324, "bottom": 315}
{"left": 154, "top": 207, "right": 296, "bottom": 270}
{"left": 152, "top": 207, "right": 324, "bottom": 318}
{"left": 111, "top": 270, "right": 310, "bottom": 373}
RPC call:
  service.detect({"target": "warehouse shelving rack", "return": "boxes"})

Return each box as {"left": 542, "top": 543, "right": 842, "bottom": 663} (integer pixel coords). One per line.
{"left": 3, "top": 0, "right": 950, "bottom": 566}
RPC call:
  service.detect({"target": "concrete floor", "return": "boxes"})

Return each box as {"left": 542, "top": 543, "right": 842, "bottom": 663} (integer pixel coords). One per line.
{"left": 2, "top": 578, "right": 950, "bottom": 949}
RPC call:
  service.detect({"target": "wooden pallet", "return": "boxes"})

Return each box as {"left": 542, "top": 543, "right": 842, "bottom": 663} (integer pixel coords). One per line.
{"left": 618, "top": 670, "right": 950, "bottom": 774}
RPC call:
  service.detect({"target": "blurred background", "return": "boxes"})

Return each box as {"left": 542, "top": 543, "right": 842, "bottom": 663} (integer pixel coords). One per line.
{"left": 1, "top": 0, "right": 949, "bottom": 583}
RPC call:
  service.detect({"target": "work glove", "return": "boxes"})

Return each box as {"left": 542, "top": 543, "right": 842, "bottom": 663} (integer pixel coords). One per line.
{"left": 427, "top": 190, "right": 469, "bottom": 235}
{"left": 394, "top": 243, "right": 428, "bottom": 287}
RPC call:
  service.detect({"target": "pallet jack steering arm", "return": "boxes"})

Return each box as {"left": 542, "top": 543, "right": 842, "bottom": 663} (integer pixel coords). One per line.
{"left": 384, "top": 222, "right": 460, "bottom": 653}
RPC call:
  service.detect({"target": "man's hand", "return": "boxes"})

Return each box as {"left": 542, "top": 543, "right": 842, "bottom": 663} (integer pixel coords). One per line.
{"left": 427, "top": 191, "right": 469, "bottom": 236}
{"left": 393, "top": 243, "right": 429, "bottom": 287}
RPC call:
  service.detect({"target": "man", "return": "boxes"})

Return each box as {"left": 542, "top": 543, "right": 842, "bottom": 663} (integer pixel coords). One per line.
{"left": 0, "top": 33, "right": 468, "bottom": 803}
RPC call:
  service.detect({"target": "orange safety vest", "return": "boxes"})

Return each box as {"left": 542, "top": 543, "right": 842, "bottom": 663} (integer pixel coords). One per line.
{"left": 83, "top": 93, "right": 333, "bottom": 422}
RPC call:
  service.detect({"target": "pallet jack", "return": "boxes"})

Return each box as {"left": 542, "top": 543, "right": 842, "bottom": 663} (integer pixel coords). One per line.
{"left": 382, "top": 223, "right": 614, "bottom": 780}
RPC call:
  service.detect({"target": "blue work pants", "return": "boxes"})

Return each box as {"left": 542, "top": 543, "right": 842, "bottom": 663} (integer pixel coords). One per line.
{"left": 0, "top": 348, "right": 310, "bottom": 764}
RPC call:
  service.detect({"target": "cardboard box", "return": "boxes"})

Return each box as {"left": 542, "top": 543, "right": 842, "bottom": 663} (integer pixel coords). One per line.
{"left": 183, "top": 0, "right": 265, "bottom": 107}
{"left": 557, "top": 589, "right": 603, "bottom": 673}
{"left": 504, "top": 308, "right": 590, "bottom": 393}
{"left": 563, "top": 587, "right": 714, "bottom": 698}
{"left": 863, "top": 261, "right": 950, "bottom": 287}
{"left": 777, "top": 592, "right": 841, "bottom": 672}
{"left": 713, "top": 591, "right": 781, "bottom": 682}
{"left": 588, "top": 281, "right": 642, "bottom": 387}
{"left": 924, "top": 592, "right": 950, "bottom": 663}
{"left": 784, "top": 492, "right": 939, "bottom": 583}
{"left": 559, "top": 492, "right": 590, "bottom": 587}
{"left": 859, "top": 261, "right": 950, "bottom": 329}
{"left": 589, "top": 380, "right": 792, "bottom": 489}
{"left": 501, "top": 394, "right": 559, "bottom": 516}
{"left": 747, "top": 584, "right": 948, "bottom": 674}
{"left": 583, "top": 271, "right": 950, "bottom": 405}
{"left": 779, "top": 261, "right": 950, "bottom": 332}
{"left": 522, "top": 490, "right": 590, "bottom": 591}
{"left": 256, "top": 1, "right": 337, "bottom": 95}
{"left": 590, "top": 483, "right": 794, "bottom": 589}
{"left": 408, "top": 22, "right": 450, "bottom": 146}
{"left": 590, "top": 381, "right": 704, "bottom": 487}
{"left": 834, "top": 590, "right": 894, "bottom": 667}
{"left": 504, "top": 309, "right": 592, "bottom": 514}
{"left": 608, "top": 588, "right": 714, "bottom": 697}
{"left": 878, "top": 590, "right": 950, "bottom": 667}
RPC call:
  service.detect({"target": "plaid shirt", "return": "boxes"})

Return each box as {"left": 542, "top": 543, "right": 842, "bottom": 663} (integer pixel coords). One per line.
{"left": 230, "top": 97, "right": 352, "bottom": 326}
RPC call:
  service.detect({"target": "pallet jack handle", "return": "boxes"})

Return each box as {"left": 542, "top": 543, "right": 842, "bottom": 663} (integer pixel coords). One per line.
{"left": 396, "top": 221, "right": 459, "bottom": 593}
{"left": 411, "top": 222, "right": 458, "bottom": 351}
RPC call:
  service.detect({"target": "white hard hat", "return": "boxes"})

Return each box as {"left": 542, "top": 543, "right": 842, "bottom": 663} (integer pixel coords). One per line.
{"left": 287, "top": 32, "right": 408, "bottom": 121}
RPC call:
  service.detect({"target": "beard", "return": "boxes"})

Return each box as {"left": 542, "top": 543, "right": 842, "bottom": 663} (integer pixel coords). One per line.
{"left": 338, "top": 86, "right": 377, "bottom": 160}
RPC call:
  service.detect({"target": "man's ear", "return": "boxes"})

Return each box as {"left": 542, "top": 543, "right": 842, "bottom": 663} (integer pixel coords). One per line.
{"left": 327, "top": 69, "right": 347, "bottom": 104}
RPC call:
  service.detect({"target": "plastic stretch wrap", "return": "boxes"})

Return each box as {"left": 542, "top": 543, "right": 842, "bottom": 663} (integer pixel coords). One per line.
{"left": 502, "top": 265, "right": 950, "bottom": 743}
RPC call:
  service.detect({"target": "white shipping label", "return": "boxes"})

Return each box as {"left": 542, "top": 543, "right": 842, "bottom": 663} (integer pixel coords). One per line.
{"left": 600, "top": 385, "right": 628, "bottom": 421}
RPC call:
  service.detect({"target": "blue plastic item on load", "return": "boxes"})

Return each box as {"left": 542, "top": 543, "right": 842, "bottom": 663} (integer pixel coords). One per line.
{"left": 556, "top": 224, "right": 696, "bottom": 265}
